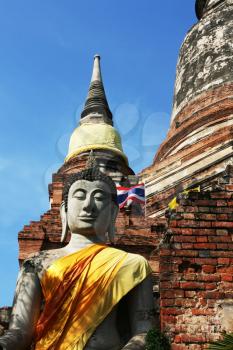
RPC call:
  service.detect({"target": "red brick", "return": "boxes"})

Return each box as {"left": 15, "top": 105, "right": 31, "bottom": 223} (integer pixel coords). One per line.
{"left": 182, "top": 243, "right": 194, "bottom": 249}
{"left": 212, "top": 221, "right": 233, "bottom": 228}
{"left": 171, "top": 345, "right": 186, "bottom": 350}
{"left": 198, "top": 221, "right": 212, "bottom": 228}
{"left": 188, "top": 345, "right": 202, "bottom": 350}
{"left": 196, "top": 236, "right": 208, "bottom": 243}
{"left": 180, "top": 282, "right": 205, "bottom": 290}
{"left": 195, "top": 258, "right": 217, "bottom": 265}
{"left": 198, "top": 213, "right": 216, "bottom": 220}
{"left": 192, "top": 309, "right": 214, "bottom": 316}
{"left": 198, "top": 274, "right": 220, "bottom": 282}
{"left": 211, "top": 251, "right": 233, "bottom": 258}
{"left": 217, "top": 266, "right": 233, "bottom": 273}
{"left": 175, "top": 298, "right": 197, "bottom": 307}
{"left": 162, "top": 290, "right": 184, "bottom": 298}
{"left": 183, "top": 213, "right": 195, "bottom": 220}
{"left": 194, "top": 243, "right": 217, "bottom": 249}
{"left": 185, "top": 206, "right": 198, "bottom": 213}
{"left": 199, "top": 206, "right": 210, "bottom": 213}
{"left": 161, "top": 299, "right": 175, "bottom": 307}
{"left": 170, "top": 220, "right": 178, "bottom": 227}
{"left": 202, "top": 265, "right": 216, "bottom": 273}
{"left": 211, "top": 192, "right": 232, "bottom": 199}
{"left": 161, "top": 308, "right": 183, "bottom": 315}
{"left": 194, "top": 229, "right": 216, "bottom": 235}
{"left": 185, "top": 291, "right": 196, "bottom": 298}
{"left": 172, "top": 228, "right": 194, "bottom": 235}
{"left": 217, "top": 243, "right": 229, "bottom": 249}
{"left": 221, "top": 274, "right": 233, "bottom": 282}
{"left": 211, "top": 207, "right": 232, "bottom": 213}
{"left": 208, "top": 236, "right": 232, "bottom": 243}
{"left": 181, "top": 228, "right": 194, "bottom": 235}
{"left": 160, "top": 282, "right": 172, "bottom": 289}
{"left": 174, "top": 236, "right": 197, "bottom": 243}
{"left": 205, "top": 283, "right": 218, "bottom": 290}
{"left": 176, "top": 250, "right": 198, "bottom": 257}
{"left": 195, "top": 200, "right": 216, "bottom": 206}
{"left": 180, "top": 334, "right": 206, "bottom": 343}
{"left": 161, "top": 315, "right": 176, "bottom": 324}
{"left": 216, "top": 214, "right": 228, "bottom": 220}
{"left": 179, "top": 220, "right": 197, "bottom": 228}
{"left": 160, "top": 249, "right": 172, "bottom": 256}
{"left": 174, "top": 335, "right": 182, "bottom": 343}
{"left": 174, "top": 244, "right": 182, "bottom": 251}
{"left": 219, "top": 281, "right": 233, "bottom": 289}
{"left": 218, "top": 258, "right": 230, "bottom": 265}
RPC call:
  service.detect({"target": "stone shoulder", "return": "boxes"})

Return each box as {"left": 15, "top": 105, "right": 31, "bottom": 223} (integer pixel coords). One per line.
{"left": 22, "top": 249, "right": 62, "bottom": 276}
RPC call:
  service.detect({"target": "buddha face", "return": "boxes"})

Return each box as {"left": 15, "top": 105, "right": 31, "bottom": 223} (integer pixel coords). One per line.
{"left": 66, "top": 179, "right": 115, "bottom": 240}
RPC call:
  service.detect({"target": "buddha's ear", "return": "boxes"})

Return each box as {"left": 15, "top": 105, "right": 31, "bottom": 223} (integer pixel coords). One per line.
{"left": 108, "top": 203, "right": 119, "bottom": 244}
{"left": 60, "top": 201, "right": 69, "bottom": 243}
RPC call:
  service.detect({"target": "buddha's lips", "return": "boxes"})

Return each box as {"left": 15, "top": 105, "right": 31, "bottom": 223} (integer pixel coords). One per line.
{"left": 78, "top": 216, "right": 97, "bottom": 220}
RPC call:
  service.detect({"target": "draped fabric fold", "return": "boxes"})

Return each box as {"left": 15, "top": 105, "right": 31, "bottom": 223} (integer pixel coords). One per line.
{"left": 35, "top": 244, "right": 151, "bottom": 350}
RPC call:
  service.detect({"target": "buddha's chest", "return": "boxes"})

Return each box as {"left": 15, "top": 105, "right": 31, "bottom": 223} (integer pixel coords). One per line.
{"left": 84, "top": 307, "right": 122, "bottom": 350}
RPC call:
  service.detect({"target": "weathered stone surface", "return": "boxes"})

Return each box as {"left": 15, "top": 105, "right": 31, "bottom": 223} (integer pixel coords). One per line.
{"left": 173, "top": 0, "right": 233, "bottom": 121}
{"left": 196, "top": 0, "right": 225, "bottom": 20}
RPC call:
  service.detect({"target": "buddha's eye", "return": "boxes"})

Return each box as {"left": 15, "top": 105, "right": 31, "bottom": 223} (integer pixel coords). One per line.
{"left": 73, "top": 190, "right": 86, "bottom": 200}
{"left": 94, "top": 192, "right": 107, "bottom": 201}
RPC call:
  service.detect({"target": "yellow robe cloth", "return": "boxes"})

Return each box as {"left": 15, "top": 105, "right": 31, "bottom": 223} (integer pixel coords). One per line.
{"left": 35, "top": 244, "right": 151, "bottom": 350}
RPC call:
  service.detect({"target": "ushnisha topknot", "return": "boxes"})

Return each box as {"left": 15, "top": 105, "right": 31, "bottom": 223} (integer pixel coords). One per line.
{"left": 62, "top": 167, "right": 118, "bottom": 211}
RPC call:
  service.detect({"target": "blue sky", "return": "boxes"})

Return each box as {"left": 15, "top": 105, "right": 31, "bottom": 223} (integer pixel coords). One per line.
{"left": 0, "top": 1, "right": 196, "bottom": 306}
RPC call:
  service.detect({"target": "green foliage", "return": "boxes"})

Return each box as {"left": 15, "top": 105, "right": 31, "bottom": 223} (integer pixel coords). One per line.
{"left": 145, "top": 328, "right": 170, "bottom": 350}
{"left": 209, "top": 333, "right": 233, "bottom": 350}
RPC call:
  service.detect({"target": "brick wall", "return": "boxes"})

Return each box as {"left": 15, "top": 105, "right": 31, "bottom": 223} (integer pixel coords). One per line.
{"left": 160, "top": 180, "right": 233, "bottom": 349}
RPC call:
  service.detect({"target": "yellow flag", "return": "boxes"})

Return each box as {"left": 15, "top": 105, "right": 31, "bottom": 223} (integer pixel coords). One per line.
{"left": 168, "top": 186, "right": 200, "bottom": 210}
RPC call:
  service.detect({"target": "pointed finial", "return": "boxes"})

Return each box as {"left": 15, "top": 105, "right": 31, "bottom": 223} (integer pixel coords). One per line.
{"left": 91, "top": 55, "right": 102, "bottom": 82}
{"left": 81, "top": 55, "right": 113, "bottom": 121}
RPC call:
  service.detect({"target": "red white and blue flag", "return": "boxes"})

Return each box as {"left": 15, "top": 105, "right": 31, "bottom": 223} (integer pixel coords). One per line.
{"left": 116, "top": 184, "right": 145, "bottom": 209}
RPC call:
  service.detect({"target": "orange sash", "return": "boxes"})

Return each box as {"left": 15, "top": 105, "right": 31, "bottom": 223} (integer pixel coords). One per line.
{"left": 35, "top": 244, "right": 150, "bottom": 350}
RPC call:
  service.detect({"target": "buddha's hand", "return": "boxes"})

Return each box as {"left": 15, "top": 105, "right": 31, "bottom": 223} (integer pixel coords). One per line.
{"left": 121, "top": 333, "right": 146, "bottom": 350}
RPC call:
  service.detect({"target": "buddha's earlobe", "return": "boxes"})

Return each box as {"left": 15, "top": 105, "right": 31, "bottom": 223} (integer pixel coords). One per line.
{"left": 108, "top": 203, "right": 119, "bottom": 243}
{"left": 60, "top": 201, "right": 69, "bottom": 243}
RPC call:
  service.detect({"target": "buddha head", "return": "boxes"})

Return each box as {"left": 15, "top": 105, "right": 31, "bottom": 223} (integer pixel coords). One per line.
{"left": 60, "top": 167, "right": 119, "bottom": 243}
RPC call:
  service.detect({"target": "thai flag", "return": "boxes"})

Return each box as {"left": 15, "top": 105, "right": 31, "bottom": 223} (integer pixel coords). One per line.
{"left": 116, "top": 184, "right": 145, "bottom": 209}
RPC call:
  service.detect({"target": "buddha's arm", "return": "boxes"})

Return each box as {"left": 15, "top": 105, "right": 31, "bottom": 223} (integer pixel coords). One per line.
{"left": 121, "top": 275, "right": 155, "bottom": 350}
{"left": 0, "top": 266, "right": 42, "bottom": 350}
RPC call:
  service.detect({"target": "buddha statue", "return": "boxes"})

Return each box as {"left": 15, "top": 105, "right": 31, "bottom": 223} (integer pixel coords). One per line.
{"left": 0, "top": 167, "right": 155, "bottom": 350}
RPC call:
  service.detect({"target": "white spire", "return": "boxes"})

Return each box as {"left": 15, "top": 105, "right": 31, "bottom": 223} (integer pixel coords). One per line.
{"left": 91, "top": 54, "right": 102, "bottom": 82}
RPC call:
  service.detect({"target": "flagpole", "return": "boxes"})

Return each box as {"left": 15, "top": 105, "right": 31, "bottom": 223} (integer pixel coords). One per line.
{"left": 144, "top": 180, "right": 147, "bottom": 218}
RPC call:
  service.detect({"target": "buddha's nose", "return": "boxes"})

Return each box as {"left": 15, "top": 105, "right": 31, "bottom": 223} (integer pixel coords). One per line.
{"left": 82, "top": 195, "right": 94, "bottom": 212}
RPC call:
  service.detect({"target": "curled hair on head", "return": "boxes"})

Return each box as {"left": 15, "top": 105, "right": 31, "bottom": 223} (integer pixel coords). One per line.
{"left": 62, "top": 167, "right": 118, "bottom": 211}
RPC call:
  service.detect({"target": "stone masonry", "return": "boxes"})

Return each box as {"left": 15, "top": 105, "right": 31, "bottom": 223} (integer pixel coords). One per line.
{"left": 160, "top": 167, "right": 233, "bottom": 348}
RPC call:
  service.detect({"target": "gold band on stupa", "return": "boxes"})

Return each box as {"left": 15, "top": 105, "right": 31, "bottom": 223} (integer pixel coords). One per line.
{"left": 65, "top": 123, "right": 128, "bottom": 164}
